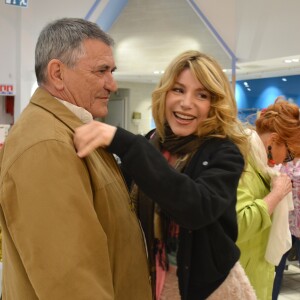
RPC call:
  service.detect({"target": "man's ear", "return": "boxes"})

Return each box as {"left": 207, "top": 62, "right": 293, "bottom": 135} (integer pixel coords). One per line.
{"left": 47, "top": 59, "right": 64, "bottom": 90}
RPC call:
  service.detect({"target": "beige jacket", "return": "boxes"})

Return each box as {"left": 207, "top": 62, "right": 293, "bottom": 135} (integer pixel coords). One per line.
{"left": 0, "top": 88, "right": 152, "bottom": 299}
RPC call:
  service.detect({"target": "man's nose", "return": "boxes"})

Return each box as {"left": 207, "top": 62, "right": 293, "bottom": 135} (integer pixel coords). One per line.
{"left": 105, "top": 73, "right": 118, "bottom": 92}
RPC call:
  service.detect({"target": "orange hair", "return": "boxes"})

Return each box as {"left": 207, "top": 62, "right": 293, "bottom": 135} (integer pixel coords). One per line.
{"left": 256, "top": 101, "right": 300, "bottom": 157}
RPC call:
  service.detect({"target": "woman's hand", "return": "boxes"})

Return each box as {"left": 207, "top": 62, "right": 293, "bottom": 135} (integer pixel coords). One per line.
{"left": 264, "top": 173, "right": 292, "bottom": 214}
{"left": 271, "top": 173, "right": 292, "bottom": 197}
{"left": 74, "top": 121, "right": 117, "bottom": 157}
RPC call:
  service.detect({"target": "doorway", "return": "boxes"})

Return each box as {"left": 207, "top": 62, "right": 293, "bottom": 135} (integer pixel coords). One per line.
{"left": 102, "top": 88, "right": 129, "bottom": 129}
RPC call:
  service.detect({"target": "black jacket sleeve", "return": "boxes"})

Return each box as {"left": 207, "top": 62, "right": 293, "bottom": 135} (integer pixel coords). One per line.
{"left": 108, "top": 127, "right": 244, "bottom": 230}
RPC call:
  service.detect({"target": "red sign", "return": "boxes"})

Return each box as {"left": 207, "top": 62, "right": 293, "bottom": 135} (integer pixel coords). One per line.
{"left": 0, "top": 85, "right": 14, "bottom": 95}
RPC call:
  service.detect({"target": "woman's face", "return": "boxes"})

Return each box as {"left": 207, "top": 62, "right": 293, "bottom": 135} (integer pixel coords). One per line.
{"left": 165, "top": 68, "right": 211, "bottom": 136}
{"left": 268, "top": 143, "right": 288, "bottom": 167}
{"left": 261, "top": 133, "right": 293, "bottom": 167}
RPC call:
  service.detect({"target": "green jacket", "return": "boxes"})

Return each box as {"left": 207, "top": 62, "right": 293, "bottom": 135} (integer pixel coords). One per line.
{"left": 236, "top": 159, "right": 274, "bottom": 300}
{"left": 0, "top": 88, "right": 152, "bottom": 300}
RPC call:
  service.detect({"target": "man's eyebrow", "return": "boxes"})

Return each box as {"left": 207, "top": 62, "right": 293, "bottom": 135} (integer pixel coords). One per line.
{"left": 99, "top": 65, "right": 117, "bottom": 72}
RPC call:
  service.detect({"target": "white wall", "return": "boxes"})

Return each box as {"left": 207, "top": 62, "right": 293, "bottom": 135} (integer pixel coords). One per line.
{"left": 117, "top": 81, "right": 156, "bottom": 134}
{"left": 0, "top": 5, "right": 18, "bottom": 88}
{"left": 0, "top": 0, "right": 95, "bottom": 122}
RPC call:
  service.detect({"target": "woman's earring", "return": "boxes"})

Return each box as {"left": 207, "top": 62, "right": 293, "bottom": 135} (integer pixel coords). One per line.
{"left": 267, "top": 145, "right": 275, "bottom": 165}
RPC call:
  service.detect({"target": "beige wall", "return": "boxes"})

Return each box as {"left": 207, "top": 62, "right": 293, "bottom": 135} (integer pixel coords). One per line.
{"left": 117, "top": 81, "right": 156, "bottom": 134}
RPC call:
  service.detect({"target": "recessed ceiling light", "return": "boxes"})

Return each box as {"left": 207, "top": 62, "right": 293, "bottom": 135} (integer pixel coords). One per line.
{"left": 243, "top": 82, "right": 249, "bottom": 87}
{"left": 282, "top": 78, "right": 287, "bottom": 82}
{"left": 247, "top": 88, "right": 251, "bottom": 91}
{"left": 283, "top": 58, "right": 299, "bottom": 63}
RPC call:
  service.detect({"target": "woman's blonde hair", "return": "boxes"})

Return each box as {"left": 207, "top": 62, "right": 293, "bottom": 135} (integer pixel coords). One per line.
{"left": 152, "top": 50, "right": 249, "bottom": 159}
{"left": 256, "top": 100, "right": 300, "bottom": 157}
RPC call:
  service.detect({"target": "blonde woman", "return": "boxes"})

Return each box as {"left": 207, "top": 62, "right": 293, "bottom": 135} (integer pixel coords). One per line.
{"left": 74, "top": 51, "right": 256, "bottom": 300}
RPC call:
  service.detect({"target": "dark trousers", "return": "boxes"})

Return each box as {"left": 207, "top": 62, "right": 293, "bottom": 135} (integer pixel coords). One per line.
{"left": 272, "top": 236, "right": 300, "bottom": 300}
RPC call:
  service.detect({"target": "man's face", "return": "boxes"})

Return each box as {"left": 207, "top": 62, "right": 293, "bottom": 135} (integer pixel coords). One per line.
{"left": 61, "top": 39, "right": 117, "bottom": 118}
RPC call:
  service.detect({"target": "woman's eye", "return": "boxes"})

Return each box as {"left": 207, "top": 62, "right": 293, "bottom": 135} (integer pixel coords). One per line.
{"left": 198, "top": 92, "right": 210, "bottom": 100}
{"left": 172, "top": 87, "right": 183, "bottom": 93}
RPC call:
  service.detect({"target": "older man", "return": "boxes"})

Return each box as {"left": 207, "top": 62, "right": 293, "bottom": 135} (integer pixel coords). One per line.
{"left": 0, "top": 18, "right": 152, "bottom": 300}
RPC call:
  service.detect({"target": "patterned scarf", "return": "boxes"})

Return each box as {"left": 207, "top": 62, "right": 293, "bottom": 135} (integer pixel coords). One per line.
{"left": 159, "top": 124, "right": 204, "bottom": 155}
{"left": 131, "top": 125, "right": 204, "bottom": 270}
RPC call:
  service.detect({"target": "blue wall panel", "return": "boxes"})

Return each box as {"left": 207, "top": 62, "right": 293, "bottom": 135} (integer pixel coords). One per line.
{"left": 235, "top": 74, "right": 300, "bottom": 110}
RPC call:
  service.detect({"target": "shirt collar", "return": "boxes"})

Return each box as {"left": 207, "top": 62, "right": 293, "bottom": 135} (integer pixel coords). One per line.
{"left": 56, "top": 99, "right": 93, "bottom": 124}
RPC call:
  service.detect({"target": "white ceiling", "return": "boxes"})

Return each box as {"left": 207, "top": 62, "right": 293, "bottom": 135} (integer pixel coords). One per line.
{"left": 101, "top": 0, "right": 300, "bottom": 84}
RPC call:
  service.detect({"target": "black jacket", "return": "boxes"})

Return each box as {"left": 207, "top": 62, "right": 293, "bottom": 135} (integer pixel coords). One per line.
{"left": 108, "top": 128, "right": 244, "bottom": 300}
